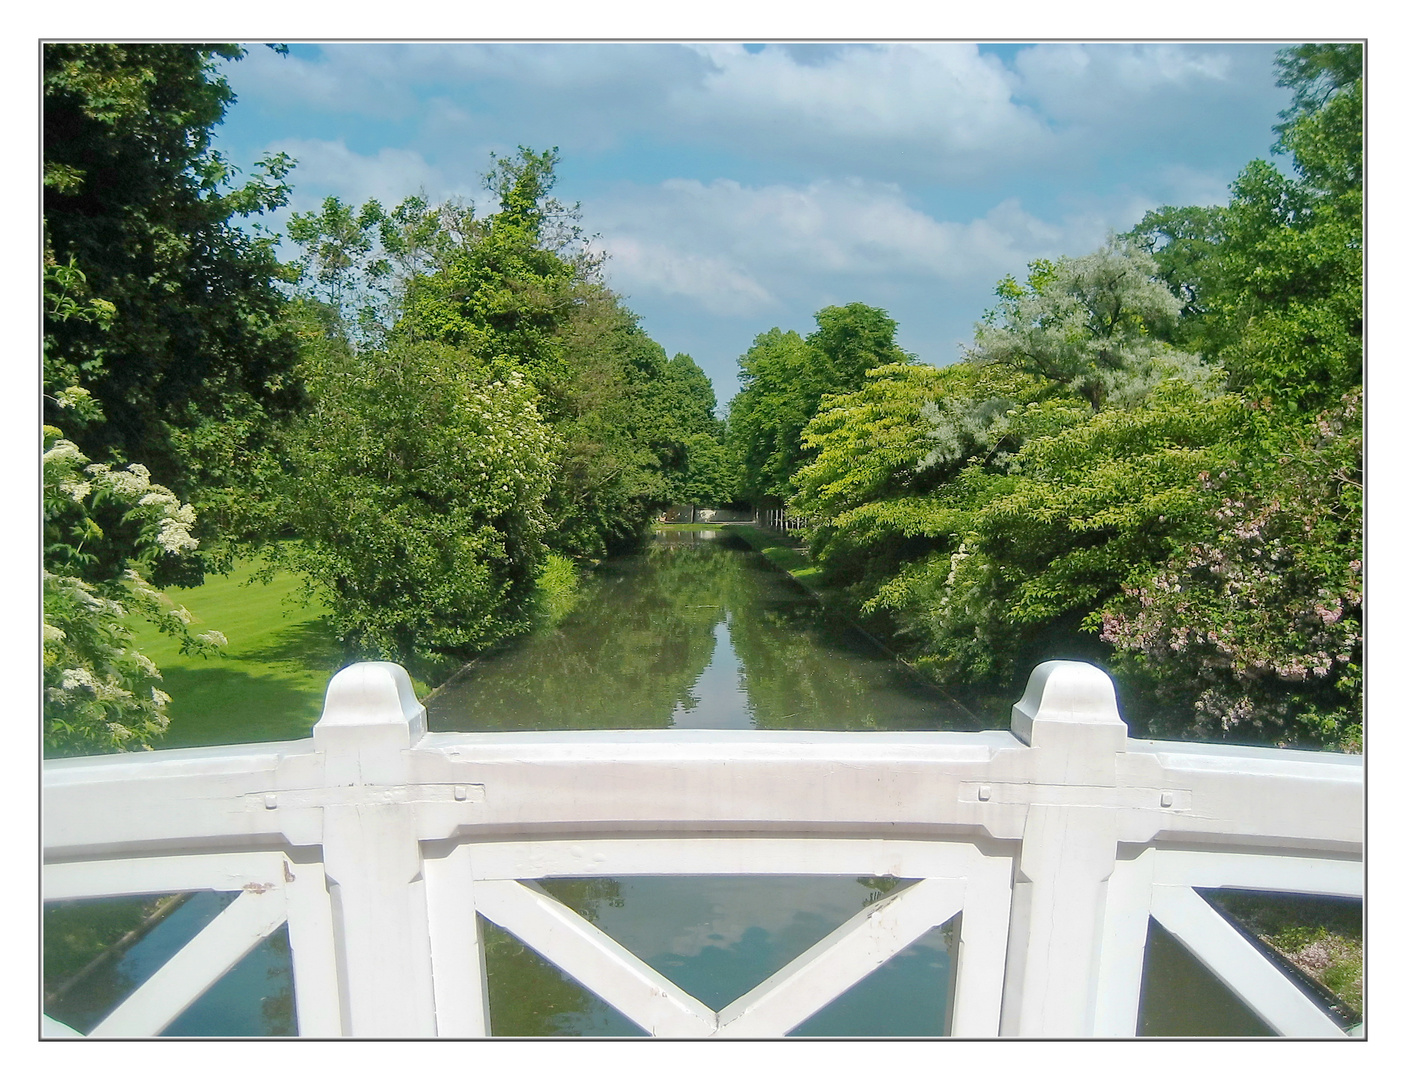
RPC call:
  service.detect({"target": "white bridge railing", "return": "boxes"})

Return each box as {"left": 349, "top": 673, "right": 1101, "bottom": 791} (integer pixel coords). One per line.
{"left": 42, "top": 660, "right": 1363, "bottom": 1038}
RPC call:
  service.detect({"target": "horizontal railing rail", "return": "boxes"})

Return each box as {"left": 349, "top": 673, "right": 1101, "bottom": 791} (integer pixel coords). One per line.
{"left": 42, "top": 660, "right": 1363, "bottom": 1038}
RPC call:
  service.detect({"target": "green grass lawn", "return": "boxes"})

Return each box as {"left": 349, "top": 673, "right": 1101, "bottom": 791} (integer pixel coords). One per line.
{"left": 724, "top": 524, "right": 823, "bottom": 587}
{"left": 131, "top": 562, "right": 348, "bottom": 748}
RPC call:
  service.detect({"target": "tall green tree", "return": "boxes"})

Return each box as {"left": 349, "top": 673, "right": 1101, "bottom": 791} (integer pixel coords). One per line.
{"left": 1130, "top": 44, "right": 1361, "bottom": 415}
{"left": 728, "top": 303, "right": 909, "bottom": 503}
{"left": 1100, "top": 43, "right": 1363, "bottom": 747}
{"left": 655, "top": 353, "right": 734, "bottom": 507}
{"left": 43, "top": 44, "right": 303, "bottom": 540}
{"left": 278, "top": 340, "right": 558, "bottom": 674}
{"left": 285, "top": 150, "right": 705, "bottom": 559}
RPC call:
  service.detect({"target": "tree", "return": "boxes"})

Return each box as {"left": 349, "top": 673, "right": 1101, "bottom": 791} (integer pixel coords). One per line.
{"left": 396, "top": 147, "right": 597, "bottom": 405}
{"left": 775, "top": 46, "right": 1363, "bottom": 747}
{"left": 1097, "top": 43, "right": 1363, "bottom": 746}
{"left": 727, "top": 328, "right": 815, "bottom": 503}
{"left": 1123, "top": 204, "right": 1226, "bottom": 342}
{"left": 277, "top": 340, "right": 557, "bottom": 674}
{"left": 1130, "top": 44, "right": 1361, "bottom": 417}
{"left": 44, "top": 429, "right": 229, "bottom": 755}
{"left": 43, "top": 259, "right": 226, "bottom": 755}
{"left": 728, "top": 303, "right": 909, "bottom": 503}
{"left": 43, "top": 44, "right": 303, "bottom": 533}
{"left": 1102, "top": 390, "right": 1361, "bottom": 748}
{"left": 544, "top": 286, "right": 678, "bottom": 555}
{"left": 289, "top": 152, "right": 702, "bottom": 559}
{"left": 286, "top": 196, "right": 394, "bottom": 344}
{"left": 967, "top": 241, "right": 1211, "bottom": 412}
{"left": 655, "top": 353, "right": 733, "bottom": 507}
{"left": 792, "top": 348, "right": 1238, "bottom": 699}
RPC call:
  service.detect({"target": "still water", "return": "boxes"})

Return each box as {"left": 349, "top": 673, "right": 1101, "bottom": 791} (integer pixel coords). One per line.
{"left": 45, "top": 529, "right": 1277, "bottom": 1036}
{"left": 428, "top": 528, "right": 976, "bottom": 1035}
{"left": 426, "top": 528, "right": 983, "bottom": 734}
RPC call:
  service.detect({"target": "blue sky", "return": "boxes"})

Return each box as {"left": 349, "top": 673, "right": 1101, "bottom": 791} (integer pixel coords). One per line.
{"left": 211, "top": 41, "right": 1298, "bottom": 406}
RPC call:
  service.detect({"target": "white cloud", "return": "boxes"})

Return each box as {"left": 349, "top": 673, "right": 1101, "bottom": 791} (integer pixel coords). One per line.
{"left": 234, "top": 45, "right": 423, "bottom": 121}
{"left": 677, "top": 43, "right": 1055, "bottom": 180}
{"left": 269, "top": 139, "right": 477, "bottom": 212}
{"left": 589, "top": 177, "right": 1113, "bottom": 312}
{"left": 227, "top": 42, "right": 1285, "bottom": 190}
{"left": 1010, "top": 43, "right": 1282, "bottom": 147}
{"left": 603, "top": 236, "right": 776, "bottom": 317}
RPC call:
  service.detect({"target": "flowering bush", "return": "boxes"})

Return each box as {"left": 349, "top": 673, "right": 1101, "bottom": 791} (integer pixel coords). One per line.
{"left": 43, "top": 425, "right": 224, "bottom": 754}
{"left": 280, "top": 341, "right": 559, "bottom": 672}
{"left": 1100, "top": 391, "right": 1361, "bottom": 748}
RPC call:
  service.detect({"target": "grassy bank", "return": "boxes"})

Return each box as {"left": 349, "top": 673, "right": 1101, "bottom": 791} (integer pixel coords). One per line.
{"left": 722, "top": 523, "right": 824, "bottom": 588}
{"left": 130, "top": 561, "right": 348, "bottom": 748}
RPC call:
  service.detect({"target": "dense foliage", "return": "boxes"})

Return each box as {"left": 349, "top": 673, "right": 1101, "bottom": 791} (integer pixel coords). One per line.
{"left": 727, "top": 304, "right": 910, "bottom": 503}
{"left": 43, "top": 44, "right": 303, "bottom": 547}
{"left": 43, "top": 421, "right": 225, "bottom": 754}
{"left": 779, "top": 44, "right": 1362, "bottom": 747}
{"left": 285, "top": 152, "right": 724, "bottom": 561}
{"left": 274, "top": 148, "right": 727, "bottom": 669}
{"left": 42, "top": 247, "right": 228, "bottom": 753}
{"left": 280, "top": 341, "right": 557, "bottom": 671}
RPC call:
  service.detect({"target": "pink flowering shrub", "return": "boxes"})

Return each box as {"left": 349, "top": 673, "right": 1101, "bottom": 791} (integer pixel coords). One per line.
{"left": 1100, "top": 390, "right": 1361, "bottom": 748}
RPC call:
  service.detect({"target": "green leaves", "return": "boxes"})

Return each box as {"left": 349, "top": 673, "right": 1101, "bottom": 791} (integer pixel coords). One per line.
{"left": 967, "top": 240, "right": 1208, "bottom": 412}
{"left": 287, "top": 151, "right": 698, "bottom": 561}
{"left": 43, "top": 427, "right": 225, "bottom": 755}
{"left": 279, "top": 342, "right": 559, "bottom": 671}
{"left": 1101, "top": 391, "right": 1362, "bottom": 748}
{"left": 729, "top": 304, "right": 909, "bottom": 502}
{"left": 43, "top": 43, "right": 303, "bottom": 530}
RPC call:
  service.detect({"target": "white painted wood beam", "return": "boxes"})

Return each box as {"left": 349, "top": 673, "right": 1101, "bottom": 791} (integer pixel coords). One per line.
{"left": 1000, "top": 803, "right": 1121, "bottom": 1036}
{"left": 474, "top": 878, "right": 716, "bottom": 1037}
{"left": 464, "top": 837, "right": 985, "bottom": 882}
{"left": 1092, "top": 846, "right": 1156, "bottom": 1036}
{"left": 715, "top": 876, "right": 965, "bottom": 1037}
{"left": 948, "top": 855, "right": 1013, "bottom": 1037}
{"left": 282, "top": 861, "right": 342, "bottom": 1037}
{"left": 43, "top": 851, "right": 289, "bottom": 901}
{"left": 1149, "top": 884, "right": 1345, "bottom": 1037}
{"left": 423, "top": 845, "right": 492, "bottom": 1037}
{"left": 87, "top": 888, "right": 287, "bottom": 1037}
{"left": 1152, "top": 850, "right": 1363, "bottom": 898}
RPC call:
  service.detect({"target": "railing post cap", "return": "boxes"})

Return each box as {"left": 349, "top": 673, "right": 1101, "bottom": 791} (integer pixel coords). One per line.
{"left": 1011, "top": 660, "right": 1125, "bottom": 746}
{"left": 314, "top": 661, "right": 427, "bottom": 749}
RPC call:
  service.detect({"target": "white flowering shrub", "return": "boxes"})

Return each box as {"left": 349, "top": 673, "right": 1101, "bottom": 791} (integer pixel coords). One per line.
{"left": 969, "top": 241, "right": 1217, "bottom": 413}
{"left": 43, "top": 424, "right": 224, "bottom": 755}
{"left": 281, "top": 341, "right": 558, "bottom": 673}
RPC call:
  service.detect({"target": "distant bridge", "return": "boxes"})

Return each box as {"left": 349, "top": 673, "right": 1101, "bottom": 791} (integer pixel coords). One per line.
{"left": 42, "top": 660, "right": 1362, "bottom": 1037}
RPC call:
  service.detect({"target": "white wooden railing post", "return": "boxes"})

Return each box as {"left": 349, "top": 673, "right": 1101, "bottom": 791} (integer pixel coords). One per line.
{"left": 998, "top": 661, "right": 1127, "bottom": 1037}
{"left": 312, "top": 662, "right": 438, "bottom": 1036}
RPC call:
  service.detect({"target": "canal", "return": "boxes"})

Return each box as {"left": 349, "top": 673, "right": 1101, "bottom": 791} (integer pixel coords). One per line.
{"left": 44, "top": 527, "right": 1283, "bottom": 1037}
{"left": 424, "top": 527, "right": 983, "bottom": 1035}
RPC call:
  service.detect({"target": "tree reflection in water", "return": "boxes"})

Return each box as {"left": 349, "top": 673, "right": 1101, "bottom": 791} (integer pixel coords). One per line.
{"left": 428, "top": 528, "right": 982, "bottom": 733}
{"left": 435, "top": 530, "right": 974, "bottom": 1035}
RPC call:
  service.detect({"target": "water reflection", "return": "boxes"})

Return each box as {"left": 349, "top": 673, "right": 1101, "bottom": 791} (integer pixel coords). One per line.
{"left": 485, "top": 876, "right": 953, "bottom": 1037}
{"left": 428, "top": 529, "right": 981, "bottom": 733}
{"left": 671, "top": 621, "right": 750, "bottom": 728}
